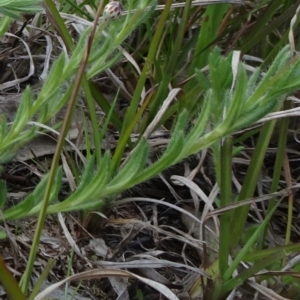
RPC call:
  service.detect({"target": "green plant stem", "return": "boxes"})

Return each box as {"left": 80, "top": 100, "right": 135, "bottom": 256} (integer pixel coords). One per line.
{"left": 19, "top": 0, "right": 106, "bottom": 294}
{"left": 125, "top": 0, "right": 171, "bottom": 126}
{"left": 148, "top": 0, "right": 192, "bottom": 120}
{"left": 82, "top": 76, "right": 102, "bottom": 164}
{"left": 219, "top": 136, "right": 232, "bottom": 278}
{"left": 115, "top": 0, "right": 172, "bottom": 169}
{"left": 189, "top": 4, "right": 230, "bottom": 72}
{"left": 44, "top": 0, "right": 74, "bottom": 50}
{"left": 222, "top": 250, "right": 286, "bottom": 295}
{"left": 285, "top": 189, "right": 293, "bottom": 247}
{"left": 89, "top": 82, "right": 122, "bottom": 130}
{"left": 283, "top": 152, "right": 293, "bottom": 250}
{"left": 45, "top": 0, "right": 105, "bottom": 164}
{"left": 259, "top": 101, "right": 290, "bottom": 249}
{"left": 28, "top": 259, "right": 55, "bottom": 300}
{"left": 209, "top": 277, "right": 223, "bottom": 300}
{"left": 45, "top": 0, "right": 122, "bottom": 135}
{"left": 224, "top": 199, "right": 281, "bottom": 282}
{"left": 244, "top": 242, "right": 300, "bottom": 262}
{"left": 240, "top": 0, "right": 299, "bottom": 55}
{"left": 112, "top": 90, "right": 154, "bottom": 170}
{"left": 229, "top": 117, "right": 278, "bottom": 250}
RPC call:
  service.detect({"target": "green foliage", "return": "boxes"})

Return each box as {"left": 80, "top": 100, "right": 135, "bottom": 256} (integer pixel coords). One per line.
{"left": 1, "top": 46, "right": 299, "bottom": 221}
{"left": 0, "top": 0, "right": 42, "bottom": 19}
{"left": 134, "top": 289, "right": 144, "bottom": 300}
{"left": 190, "top": 4, "right": 230, "bottom": 71}
{"left": 0, "top": 180, "right": 7, "bottom": 209}
{"left": 0, "top": 254, "right": 26, "bottom": 300}
{"left": 1, "top": 1, "right": 300, "bottom": 299}
{"left": 0, "top": 230, "right": 7, "bottom": 239}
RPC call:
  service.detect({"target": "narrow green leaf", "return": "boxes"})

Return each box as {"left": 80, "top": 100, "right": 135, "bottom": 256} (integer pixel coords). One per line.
{"left": 219, "top": 136, "right": 233, "bottom": 278}
{"left": 244, "top": 243, "right": 300, "bottom": 262}
{"left": 0, "top": 230, "right": 7, "bottom": 239}
{"left": 0, "top": 15, "right": 11, "bottom": 37}
{"left": 47, "top": 153, "right": 112, "bottom": 212}
{"left": 195, "top": 68, "right": 211, "bottom": 92}
{"left": 28, "top": 259, "right": 56, "bottom": 300}
{"left": 222, "top": 250, "right": 286, "bottom": 295}
{"left": 120, "top": 0, "right": 171, "bottom": 138}
{"left": 2, "top": 170, "right": 60, "bottom": 220}
{"left": 0, "top": 180, "right": 7, "bottom": 209}
{"left": 33, "top": 54, "right": 66, "bottom": 113}
{"left": 189, "top": 4, "right": 230, "bottom": 71}
{"left": 245, "top": 46, "right": 291, "bottom": 109}
{"left": 184, "top": 90, "right": 212, "bottom": 151}
{"left": 131, "top": 131, "right": 185, "bottom": 186}
{"left": 104, "top": 138, "right": 149, "bottom": 192}
{"left": 229, "top": 116, "right": 278, "bottom": 247}
{"left": 3, "top": 194, "right": 35, "bottom": 221}
{"left": 0, "top": 254, "right": 26, "bottom": 300}
{"left": 224, "top": 198, "right": 281, "bottom": 281}
{"left": 7, "top": 87, "right": 32, "bottom": 136}
{"left": 223, "top": 64, "right": 247, "bottom": 129}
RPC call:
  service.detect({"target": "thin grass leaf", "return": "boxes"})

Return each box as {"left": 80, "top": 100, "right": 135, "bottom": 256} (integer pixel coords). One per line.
{"left": 219, "top": 136, "right": 233, "bottom": 278}
{"left": 244, "top": 243, "right": 300, "bottom": 262}
{"left": 0, "top": 180, "right": 7, "bottom": 209}
{"left": 0, "top": 0, "right": 42, "bottom": 19}
{"left": 189, "top": 4, "right": 230, "bottom": 71}
{"left": 224, "top": 196, "right": 282, "bottom": 281}
{"left": 222, "top": 250, "right": 287, "bottom": 295}
{"left": 229, "top": 114, "right": 279, "bottom": 247}
{"left": 0, "top": 254, "right": 26, "bottom": 300}
{"left": 6, "top": 87, "right": 32, "bottom": 138}
{"left": 0, "top": 15, "right": 12, "bottom": 37}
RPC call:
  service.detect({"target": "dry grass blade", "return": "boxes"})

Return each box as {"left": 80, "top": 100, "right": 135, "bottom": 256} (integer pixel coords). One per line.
{"left": 109, "top": 217, "right": 205, "bottom": 252}
{"left": 247, "top": 279, "right": 289, "bottom": 300}
{"left": 114, "top": 197, "right": 203, "bottom": 226}
{"left": 207, "top": 183, "right": 300, "bottom": 217}
{"left": 281, "top": 254, "right": 300, "bottom": 271}
{"left": 57, "top": 213, "right": 82, "bottom": 257}
{"left": 257, "top": 270, "right": 300, "bottom": 277}
{"left": 91, "top": 258, "right": 207, "bottom": 276}
{"left": 170, "top": 175, "right": 211, "bottom": 207}
{"left": 0, "top": 33, "right": 34, "bottom": 90}
{"left": 143, "top": 88, "right": 181, "bottom": 138}
{"left": 170, "top": 175, "right": 220, "bottom": 244}
{"left": 25, "top": 122, "right": 87, "bottom": 164}
{"left": 39, "top": 35, "right": 53, "bottom": 81}
{"left": 61, "top": 154, "right": 76, "bottom": 191}
{"left": 127, "top": 0, "right": 243, "bottom": 13}
{"left": 35, "top": 269, "right": 180, "bottom": 300}
{"left": 256, "top": 105, "right": 300, "bottom": 124}
{"left": 288, "top": 4, "right": 300, "bottom": 54}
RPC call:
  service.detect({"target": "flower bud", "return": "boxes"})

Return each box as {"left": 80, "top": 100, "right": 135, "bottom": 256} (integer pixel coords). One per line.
{"left": 103, "top": 1, "right": 123, "bottom": 21}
